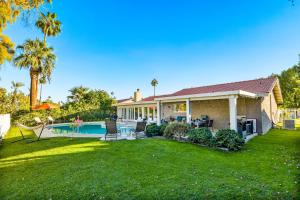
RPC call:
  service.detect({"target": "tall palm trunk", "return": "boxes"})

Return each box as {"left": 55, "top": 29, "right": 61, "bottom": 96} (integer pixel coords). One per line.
{"left": 153, "top": 86, "right": 156, "bottom": 97}
{"left": 30, "top": 69, "right": 39, "bottom": 109}
{"left": 39, "top": 83, "right": 43, "bottom": 104}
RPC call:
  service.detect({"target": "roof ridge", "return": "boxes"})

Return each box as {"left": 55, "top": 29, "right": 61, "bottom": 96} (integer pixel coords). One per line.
{"left": 176, "top": 76, "right": 276, "bottom": 92}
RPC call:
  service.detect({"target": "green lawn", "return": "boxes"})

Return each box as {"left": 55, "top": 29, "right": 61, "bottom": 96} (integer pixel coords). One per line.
{"left": 277, "top": 118, "right": 300, "bottom": 130}
{"left": 0, "top": 128, "right": 299, "bottom": 199}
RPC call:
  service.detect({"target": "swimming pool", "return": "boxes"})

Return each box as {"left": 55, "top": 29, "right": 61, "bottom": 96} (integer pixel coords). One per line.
{"left": 47, "top": 122, "right": 135, "bottom": 135}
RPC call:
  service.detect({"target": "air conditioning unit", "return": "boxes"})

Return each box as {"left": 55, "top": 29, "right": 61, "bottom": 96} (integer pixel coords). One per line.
{"left": 246, "top": 118, "right": 257, "bottom": 133}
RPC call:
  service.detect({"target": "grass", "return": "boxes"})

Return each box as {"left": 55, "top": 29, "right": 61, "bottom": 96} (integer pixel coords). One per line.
{"left": 277, "top": 118, "right": 300, "bottom": 130}
{"left": 0, "top": 128, "right": 299, "bottom": 199}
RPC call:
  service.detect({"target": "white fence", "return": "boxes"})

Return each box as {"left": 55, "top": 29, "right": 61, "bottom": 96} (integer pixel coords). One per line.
{"left": 0, "top": 114, "right": 11, "bottom": 138}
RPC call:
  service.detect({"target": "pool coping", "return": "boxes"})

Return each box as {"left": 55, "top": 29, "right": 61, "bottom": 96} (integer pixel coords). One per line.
{"left": 34, "top": 121, "right": 137, "bottom": 139}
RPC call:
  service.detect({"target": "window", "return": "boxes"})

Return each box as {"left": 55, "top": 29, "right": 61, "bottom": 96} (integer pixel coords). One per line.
{"left": 173, "top": 103, "right": 186, "bottom": 112}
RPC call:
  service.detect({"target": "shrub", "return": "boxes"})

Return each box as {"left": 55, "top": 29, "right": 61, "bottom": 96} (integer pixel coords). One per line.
{"left": 163, "top": 123, "right": 189, "bottom": 139}
{"left": 188, "top": 128, "right": 213, "bottom": 146}
{"left": 159, "top": 124, "right": 167, "bottom": 136}
{"left": 145, "top": 123, "right": 161, "bottom": 137}
{"left": 215, "top": 129, "right": 245, "bottom": 151}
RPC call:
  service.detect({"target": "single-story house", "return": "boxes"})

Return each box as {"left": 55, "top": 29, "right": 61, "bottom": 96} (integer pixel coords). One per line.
{"left": 114, "top": 77, "right": 283, "bottom": 134}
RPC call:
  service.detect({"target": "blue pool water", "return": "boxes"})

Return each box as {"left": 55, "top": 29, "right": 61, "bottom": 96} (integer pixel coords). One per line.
{"left": 48, "top": 123, "right": 134, "bottom": 135}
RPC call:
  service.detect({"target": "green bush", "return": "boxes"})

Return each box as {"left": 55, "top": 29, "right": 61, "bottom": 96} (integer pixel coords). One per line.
{"left": 188, "top": 128, "right": 213, "bottom": 146}
{"left": 145, "top": 124, "right": 169, "bottom": 137}
{"left": 145, "top": 124, "right": 161, "bottom": 137}
{"left": 159, "top": 124, "right": 167, "bottom": 136}
{"left": 215, "top": 129, "right": 245, "bottom": 151}
{"left": 163, "top": 123, "right": 189, "bottom": 139}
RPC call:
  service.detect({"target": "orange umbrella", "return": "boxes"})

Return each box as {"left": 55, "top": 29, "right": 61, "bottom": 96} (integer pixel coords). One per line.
{"left": 32, "top": 103, "right": 59, "bottom": 111}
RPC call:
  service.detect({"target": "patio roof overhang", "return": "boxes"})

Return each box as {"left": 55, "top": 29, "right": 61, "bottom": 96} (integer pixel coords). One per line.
{"left": 113, "top": 100, "right": 156, "bottom": 107}
{"left": 154, "top": 90, "right": 259, "bottom": 103}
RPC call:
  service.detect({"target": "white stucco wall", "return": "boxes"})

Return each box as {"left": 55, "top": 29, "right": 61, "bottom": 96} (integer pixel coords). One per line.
{"left": 0, "top": 114, "right": 11, "bottom": 138}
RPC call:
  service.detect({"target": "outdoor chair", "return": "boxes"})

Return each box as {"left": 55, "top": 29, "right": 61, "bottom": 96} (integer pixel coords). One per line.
{"left": 134, "top": 121, "right": 146, "bottom": 139}
{"left": 48, "top": 116, "right": 55, "bottom": 124}
{"left": 207, "top": 120, "right": 214, "bottom": 131}
{"left": 105, "top": 120, "right": 118, "bottom": 141}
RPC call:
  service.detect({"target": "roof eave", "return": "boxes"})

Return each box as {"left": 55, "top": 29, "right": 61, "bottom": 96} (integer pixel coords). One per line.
{"left": 154, "top": 90, "right": 258, "bottom": 102}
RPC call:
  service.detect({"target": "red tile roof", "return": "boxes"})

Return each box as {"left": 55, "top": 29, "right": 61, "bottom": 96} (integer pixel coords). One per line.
{"left": 167, "top": 77, "right": 277, "bottom": 98}
{"left": 117, "top": 77, "right": 278, "bottom": 103}
{"left": 142, "top": 94, "right": 173, "bottom": 102}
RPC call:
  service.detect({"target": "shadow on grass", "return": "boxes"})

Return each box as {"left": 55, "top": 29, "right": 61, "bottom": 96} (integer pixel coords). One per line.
{"left": 0, "top": 127, "right": 105, "bottom": 160}
{"left": 1, "top": 128, "right": 300, "bottom": 199}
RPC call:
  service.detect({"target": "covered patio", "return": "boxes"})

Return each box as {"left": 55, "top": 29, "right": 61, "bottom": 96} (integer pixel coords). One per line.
{"left": 155, "top": 90, "right": 260, "bottom": 133}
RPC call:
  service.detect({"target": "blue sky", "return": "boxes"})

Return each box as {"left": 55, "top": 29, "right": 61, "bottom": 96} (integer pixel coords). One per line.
{"left": 1, "top": 0, "right": 300, "bottom": 101}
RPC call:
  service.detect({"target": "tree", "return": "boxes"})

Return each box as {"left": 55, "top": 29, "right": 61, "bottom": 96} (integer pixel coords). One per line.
{"left": 14, "top": 39, "right": 56, "bottom": 109}
{"left": 11, "top": 81, "right": 24, "bottom": 110}
{"left": 11, "top": 80, "right": 24, "bottom": 101}
{"left": 35, "top": 12, "right": 61, "bottom": 44}
{"left": 67, "top": 86, "right": 90, "bottom": 103}
{"left": 151, "top": 79, "right": 158, "bottom": 97}
{"left": 0, "top": 34, "right": 15, "bottom": 65}
{"left": 39, "top": 76, "right": 47, "bottom": 103}
{"left": 277, "top": 64, "right": 300, "bottom": 108}
{"left": 0, "top": 0, "right": 52, "bottom": 64}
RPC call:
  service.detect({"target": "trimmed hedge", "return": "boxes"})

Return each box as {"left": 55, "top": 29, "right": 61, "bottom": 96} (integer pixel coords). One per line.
{"left": 145, "top": 124, "right": 161, "bottom": 137}
{"left": 163, "top": 123, "right": 189, "bottom": 139}
{"left": 215, "top": 129, "right": 245, "bottom": 151}
{"left": 145, "top": 124, "right": 167, "bottom": 137}
{"left": 188, "top": 128, "right": 213, "bottom": 146}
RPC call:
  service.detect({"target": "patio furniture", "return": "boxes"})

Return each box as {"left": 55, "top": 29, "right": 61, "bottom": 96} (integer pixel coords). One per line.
{"left": 134, "top": 121, "right": 146, "bottom": 139}
{"left": 105, "top": 120, "right": 118, "bottom": 141}
{"left": 14, "top": 122, "right": 44, "bottom": 143}
{"left": 207, "top": 120, "right": 214, "bottom": 131}
{"left": 48, "top": 116, "right": 55, "bottom": 124}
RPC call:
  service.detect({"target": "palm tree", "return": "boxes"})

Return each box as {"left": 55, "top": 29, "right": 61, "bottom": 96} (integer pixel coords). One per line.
{"left": 39, "top": 76, "right": 47, "bottom": 104}
{"left": 35, "top": 12, "right": 61, "bottom": 44}
{"left": 151, "top": 79, "right": 158, "bottom": 97}
{"left": 68, "top": 86, "right": 90, "bottom": 103}
{"left": 11, "top": 81, "right": 24, "bottom": 104}
{"left": 14, "top": 39, "right": 56, "bottom": 109}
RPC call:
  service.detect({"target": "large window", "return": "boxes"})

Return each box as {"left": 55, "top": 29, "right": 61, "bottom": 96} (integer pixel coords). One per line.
{"left": 173, "top": 103, "right": 186, "bottom": 113}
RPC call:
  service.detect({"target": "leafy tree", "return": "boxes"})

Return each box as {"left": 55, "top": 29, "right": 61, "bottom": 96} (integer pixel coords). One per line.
{"left": 14, "top": 39, "right": 56, "bottom": 109}
{"left": 0, "top": 34, "right": 15, "bottom": 65}
{"left": 277, "top": 64, "right": 300, "bottom": 108}
{"left": 0, "top": 0, "right": 52, "bottom": 64}
{"left": 67, "top": 86, "right": 90, "bottom": 103}
{"left": 0, "top": 87, "right": 29, "bottom": 114}
{"left": 151, "top": 78, "right": 158, "bottom": 97}
{"left": 35, "top": 12, "right": 61, "bottom": 44}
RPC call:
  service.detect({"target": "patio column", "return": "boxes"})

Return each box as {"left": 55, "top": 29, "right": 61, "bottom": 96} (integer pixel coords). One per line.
{"left": 131, "top": 108, "right": 134, "bottom": 120}
{"left": 137, "top": 107, "right": 140, "bottom": 119}
{"left": 147, "top": 107, "right": 150, "bottom": 120}
{"left": 186, "top": 99, "right": 191, "bottom": 124}
{"left": 142, "top": 107, "right": 145, "bottom": 119}
{"left": 133, "top": 107, "right": 136, "bottom": 120}
{"left": 157, "top": 101, "right": 161, "bottom": 125}
{"left": 126, "top": 107, "right": 129, "bottom": 120}
{"left": 229, "top": 96, "right": 238, "bottom": 131}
